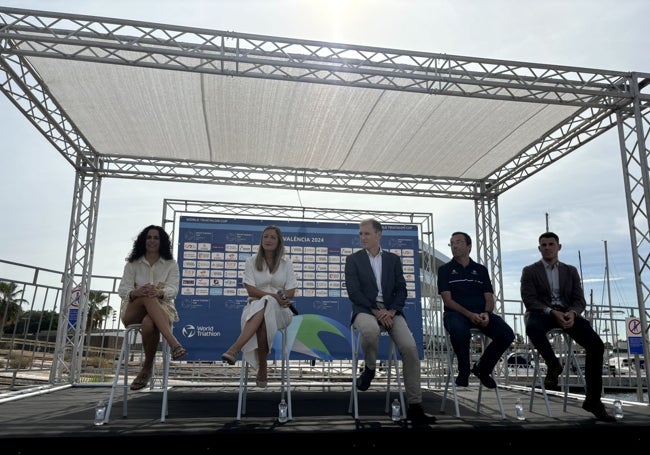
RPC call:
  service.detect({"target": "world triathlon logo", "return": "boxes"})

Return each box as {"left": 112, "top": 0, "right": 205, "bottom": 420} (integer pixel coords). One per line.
{"left": 181, "top": 324, "right": 196, "bottom": 338}
{"left": 181, "top": 324, "right": 220, "bottom": 338}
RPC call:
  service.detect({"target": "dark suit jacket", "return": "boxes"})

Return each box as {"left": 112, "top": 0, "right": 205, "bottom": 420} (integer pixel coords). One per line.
{"left": 344, "top": 248, "right": 407, "bottom": 324}
{"left": 520, "top": 260, "right": 586, "bottom": 316}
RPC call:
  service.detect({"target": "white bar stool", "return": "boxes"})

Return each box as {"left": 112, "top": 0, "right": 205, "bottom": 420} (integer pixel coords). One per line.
{"left": 236, "top": 327, "right": 292, "bottom": 421}
{"left": 529, "top": 328, "right": 586, "bottom": 416}
{"left": 104, "top": 323, "right": 171, "bottom": 423}
{"left": 440, "top": 328, "right": 506, "bottom": 419}
{"left": 348, "top": 325, "right": 406, "bottom": 421}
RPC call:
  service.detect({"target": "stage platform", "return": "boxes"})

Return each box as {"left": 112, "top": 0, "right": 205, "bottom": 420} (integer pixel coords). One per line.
{"left": 1, "top": 383, "right": 648, "bottom": 453}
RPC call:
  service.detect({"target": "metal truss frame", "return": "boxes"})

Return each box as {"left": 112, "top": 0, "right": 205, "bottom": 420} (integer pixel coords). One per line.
{"left": 618, "top": 74, "right": 650, "bottom": 392}
{"left": 0, "top": 7, "right": 649, "bottom": 386}
{"left": 474, "top": 195, "right": 502, "bottom": 313}
{"left": 49, "top": 170, "right": 102, "bottom": 383}
{"left": 0, "top": 6, "right": 643, "bottom": 199}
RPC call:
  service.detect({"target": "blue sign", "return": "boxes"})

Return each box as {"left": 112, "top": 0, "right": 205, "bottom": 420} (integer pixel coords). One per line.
{"left": 628, "top": 336, "right": 644, "bottom": 355}
{"left": 173, "top": 216, "right": 423, "bottom": 362}
{"left": 68, "top": 287, "right": 80, "bottom": 330}
{"left": 68, "top": 308, "right": 78, "bottom": 330}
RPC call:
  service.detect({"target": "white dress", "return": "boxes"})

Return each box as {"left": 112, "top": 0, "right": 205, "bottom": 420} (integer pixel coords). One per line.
{"left": 240, "top": 256, "right": 299, "bottom": 369}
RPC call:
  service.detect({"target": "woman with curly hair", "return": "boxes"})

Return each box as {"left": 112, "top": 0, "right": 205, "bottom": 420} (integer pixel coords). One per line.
{"left": 118, "top": 224, "right": 188, "bottom": 390}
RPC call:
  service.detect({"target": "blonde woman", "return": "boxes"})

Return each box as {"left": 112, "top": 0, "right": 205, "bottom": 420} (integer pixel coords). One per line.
{"left": 221, "top": 225, "right": 298, "bottom": 387}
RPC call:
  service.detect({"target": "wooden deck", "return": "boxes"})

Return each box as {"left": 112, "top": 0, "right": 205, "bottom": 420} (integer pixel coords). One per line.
{"left": 1, "top": 382, "right": 649, "bottom": 453}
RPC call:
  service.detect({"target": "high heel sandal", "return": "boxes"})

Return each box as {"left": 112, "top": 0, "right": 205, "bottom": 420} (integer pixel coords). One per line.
{"left": 256, "top": 370, "right": 268, "bottom": 388}
{"left": 171, "top": 344, "right": 188, "bottom": 360}
{"left": 220, "top": 349, "right": 239, "bottom": 365}
{"left": 256, "top": 364, "right": 268, "bottom": 388}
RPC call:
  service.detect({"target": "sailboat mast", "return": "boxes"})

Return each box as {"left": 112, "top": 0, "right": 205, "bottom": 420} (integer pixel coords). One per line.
{"left": 604, "top": 240, "right": 616, "bottom": 349}
{"left": 578, "top": 250, "right": 584, "bottom": 290}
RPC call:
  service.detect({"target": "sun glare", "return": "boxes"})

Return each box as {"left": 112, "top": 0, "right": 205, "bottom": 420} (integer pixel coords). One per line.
{"left": 318, "top": 0, "right": 353, "bottom": 16}
{"left": 313, "top": 0, "right": 359, "bottom": 40}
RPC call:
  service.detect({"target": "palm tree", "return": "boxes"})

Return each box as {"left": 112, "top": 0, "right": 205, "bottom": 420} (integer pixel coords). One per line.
{"left": 86, "top": 291, "right": 113, "bottom": 331}
{"left": 0, "top": 281, "right": 28, "bottom": 331}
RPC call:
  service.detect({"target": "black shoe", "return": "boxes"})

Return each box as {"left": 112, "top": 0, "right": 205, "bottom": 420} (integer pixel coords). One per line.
{"left": 455, "top": 373, "right": 469, "bottom": 387}
{"left": 471, "top": 363, "right": 496, "bottom": 389}
{"left": 544, "top": 363, "right": 563, "bottom": 390}
{"left": 407, "top": 403, "right": 437, "bottom": 425}
{"left": 356, "top": 366, "right": 375, "bottom": 391}
{"left": 582, "top": 400, "right": 616, "bottom": 422}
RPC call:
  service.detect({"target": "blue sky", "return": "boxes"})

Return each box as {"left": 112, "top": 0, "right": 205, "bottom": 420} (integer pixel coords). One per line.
{"left": 1, "top": 0, "right": 648, "bottom": 322}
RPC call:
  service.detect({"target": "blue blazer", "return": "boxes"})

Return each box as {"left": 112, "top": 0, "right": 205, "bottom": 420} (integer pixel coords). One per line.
{"left": 344, "top": 248, "right": 407, "bottom": 324}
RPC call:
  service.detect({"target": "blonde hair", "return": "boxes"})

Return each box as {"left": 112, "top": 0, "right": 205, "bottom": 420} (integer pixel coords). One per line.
{"left": 253, "top": 225, "right": 285, "bottom": 273}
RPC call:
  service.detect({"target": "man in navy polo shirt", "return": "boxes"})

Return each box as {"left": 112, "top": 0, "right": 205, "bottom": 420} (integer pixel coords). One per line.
{"left": 437, "top": 231, "right": 514, "bottom": 388}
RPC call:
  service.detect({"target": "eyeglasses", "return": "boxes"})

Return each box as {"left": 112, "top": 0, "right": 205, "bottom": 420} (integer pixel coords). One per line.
{"left": 448, "top": 240, "right": 465, "bottom": 247}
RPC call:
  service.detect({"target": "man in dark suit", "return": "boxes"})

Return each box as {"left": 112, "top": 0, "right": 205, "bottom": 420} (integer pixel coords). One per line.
{"left": 344, "top": 218, "right": 436, "bottom": 425}
{"left": 521, "top": 231, "right": 615, "bottom": 422}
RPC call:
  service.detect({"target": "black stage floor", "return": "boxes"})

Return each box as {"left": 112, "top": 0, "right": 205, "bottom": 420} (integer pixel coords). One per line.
{"left": 1, "top": 384, "right": 648, "bottom": 453}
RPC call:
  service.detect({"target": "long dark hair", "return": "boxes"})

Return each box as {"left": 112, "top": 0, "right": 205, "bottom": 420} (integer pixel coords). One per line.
{"left": 126, "top": 225, "right": 174, "bottom": 262}
{"left": 253, "top": 225, "right": 285, "bottom": 273}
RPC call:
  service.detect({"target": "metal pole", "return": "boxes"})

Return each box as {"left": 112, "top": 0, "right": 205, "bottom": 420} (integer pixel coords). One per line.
{"left": 604, "top": 241, "right": 617, "bottom": 350}
{"left": 545, "top": 212, "right": 549, "bottom": 232}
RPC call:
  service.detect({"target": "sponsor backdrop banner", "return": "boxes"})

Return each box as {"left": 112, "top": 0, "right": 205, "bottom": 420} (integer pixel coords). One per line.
{"left": 173, "top": 216, "right": 422, "bottom": 361}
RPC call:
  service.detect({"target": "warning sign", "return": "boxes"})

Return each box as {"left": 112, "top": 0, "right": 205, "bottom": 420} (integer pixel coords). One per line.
{"left": 626, "top": 317, "right": 642, "bottom": 337}
{"left": 625, "top": 317, "right": 644, "bottom": 355}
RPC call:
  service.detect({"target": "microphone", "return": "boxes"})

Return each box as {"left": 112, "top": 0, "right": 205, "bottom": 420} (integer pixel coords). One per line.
{"left": 278, "top": 289, "right": 299, "bottom": 315}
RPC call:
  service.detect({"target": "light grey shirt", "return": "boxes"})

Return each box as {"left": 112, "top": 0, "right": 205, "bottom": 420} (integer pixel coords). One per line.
{"left": 542, "top": 259, "right": 565, "bottom": 314}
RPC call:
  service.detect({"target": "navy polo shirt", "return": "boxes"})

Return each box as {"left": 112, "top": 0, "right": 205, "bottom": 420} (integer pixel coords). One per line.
{"left": 437, "top": 258, "right": 493, "bottom": 313}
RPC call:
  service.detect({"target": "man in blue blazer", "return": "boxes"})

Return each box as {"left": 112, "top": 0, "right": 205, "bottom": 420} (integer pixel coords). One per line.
{"left": 345, "top": 218, "right": 436, "bottom": 425}
{"left": 521, "top": 231, "right": 614, "bottom": 421}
